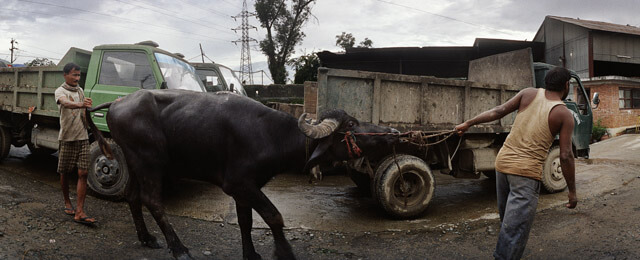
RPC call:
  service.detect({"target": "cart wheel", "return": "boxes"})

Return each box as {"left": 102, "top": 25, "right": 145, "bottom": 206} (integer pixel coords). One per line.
{"left": 374, "top": 154, "right": 435, "bottom": 219}
{"left": 541, "top": 146, "right": 566, "bottom": 193}
{"left": 0, "top": 126, "right": 11, "bottom": 160}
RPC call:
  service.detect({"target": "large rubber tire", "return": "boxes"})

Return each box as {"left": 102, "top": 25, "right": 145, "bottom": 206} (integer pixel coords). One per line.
{"left": 374, "top": 154, "right": 435, "bottom": 219}
{"left": 87, "top": 138, "right": 129, "bottom": 200}
{"left": 0, "top": 126, "right": 11, "bottom": 160}
{"left": 541, "top": 146, "right": 567, "bottom": 193}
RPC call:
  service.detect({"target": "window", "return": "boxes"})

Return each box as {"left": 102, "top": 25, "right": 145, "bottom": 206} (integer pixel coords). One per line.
{"left": 619, "top": 88, "right": 640, "bottom": 109}
{"left": 195, "top": 69, "right": 224, "bottom": 92}
{"left": 98, "top": 52, "right": 156, "bottom": 89}
{"left": 154, "top": 53, "right": 204, "bottom": 92}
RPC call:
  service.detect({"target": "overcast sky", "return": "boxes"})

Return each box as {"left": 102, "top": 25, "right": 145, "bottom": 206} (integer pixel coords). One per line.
{"left": 1, "top": 0, "right": 638, "bottom": 84}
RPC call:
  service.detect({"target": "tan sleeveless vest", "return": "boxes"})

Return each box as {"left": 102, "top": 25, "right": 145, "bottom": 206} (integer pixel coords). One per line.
{"left": 495, "top": 88, "right": 566, "bottom": 180}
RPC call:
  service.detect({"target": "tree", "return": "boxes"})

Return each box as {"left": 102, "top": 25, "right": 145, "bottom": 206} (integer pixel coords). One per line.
{"left": 255, "top": 0, "right": 316, "bottom": 84}
{"left": 289, "top": 52, "right": 319, "bottom": 84}
{"left": 335, "top": 32, "right": 356, "bottom": 50}
{"left": 24, "top": 58, "right": 55, "bottom": 66}
{"left": 335, "top": 32, "right": 374, "bottom": 50}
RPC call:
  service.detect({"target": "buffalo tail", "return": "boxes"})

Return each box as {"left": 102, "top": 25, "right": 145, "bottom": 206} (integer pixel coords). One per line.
{"left": 85, "top": 102, "right": 114, "bottom": 160}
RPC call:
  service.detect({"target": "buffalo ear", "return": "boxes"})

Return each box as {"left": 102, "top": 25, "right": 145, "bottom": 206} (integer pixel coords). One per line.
{"left": 303, "top": 137, "right": 332, "bottom": 174}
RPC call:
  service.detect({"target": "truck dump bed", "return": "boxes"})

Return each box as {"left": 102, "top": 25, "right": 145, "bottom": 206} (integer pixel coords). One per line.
{"left": 316, "top": 68, "right": 525, "bottom": 133}
{"left": 315, "top": 48, "right": 537, "bottom": 134}
{"left": 0, "top": 48, "right": 91, "bottom": 118}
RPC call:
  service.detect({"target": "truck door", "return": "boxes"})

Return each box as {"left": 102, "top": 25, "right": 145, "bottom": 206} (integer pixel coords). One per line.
{"left": 88, "top": 51, "right": 157, "bottom": 131}
{"left": 564, "top": 76, "right": 593, "bottom": 157}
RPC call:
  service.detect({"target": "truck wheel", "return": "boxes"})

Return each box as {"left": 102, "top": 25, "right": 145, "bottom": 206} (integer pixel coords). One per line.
{"left": 541, "top": 146, "right": 567, "bottom": 193}
{"left": 374, "top": 154, "right": 435, "bottom": 219}
{"left": 88, "top": 138, "right": 129, "bottom": 200}
{"left": 0, "top": 127, "right": 11, "bottom": 160}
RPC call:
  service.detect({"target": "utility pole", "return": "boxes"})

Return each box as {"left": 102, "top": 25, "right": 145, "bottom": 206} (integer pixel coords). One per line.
{"left": 9, "top": 38, "right": 18, "bottom": 63}
{"left": 232, "top": 0, "right": 257, "bottom": 85}
{"left": 199, "top": 43, "right": 205, "bottom": 63}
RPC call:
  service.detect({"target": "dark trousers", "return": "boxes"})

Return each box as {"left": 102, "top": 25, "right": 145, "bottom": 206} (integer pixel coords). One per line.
{"left": 494, "top": 171, "right": 541, "bottom": 260}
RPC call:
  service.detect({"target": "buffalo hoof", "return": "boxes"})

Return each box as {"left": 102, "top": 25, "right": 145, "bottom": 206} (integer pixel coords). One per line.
{"left": 141, "top": 237, "right": 162, "bottom": 249}
{"left": 243, "top": 252, "right": 262, "bottom": 260}
{"left": 275, "top": 251, "right": 296, "bottom": 260}
{"left": 175, "top": 252, "right": 193, "bottom": 260}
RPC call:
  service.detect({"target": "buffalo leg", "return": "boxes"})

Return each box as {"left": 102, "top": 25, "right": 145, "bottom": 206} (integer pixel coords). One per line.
{"left": 236, "top": 202, "right": 262, "bottom": 260}
{"left": 126, "top": 179, "right": 161, "bottom": 248}
{"left": 233, "top": 188, "right": 295, "bottom": 260}
{"left": 140, "top": 182, "right": 192, "bottom": 260}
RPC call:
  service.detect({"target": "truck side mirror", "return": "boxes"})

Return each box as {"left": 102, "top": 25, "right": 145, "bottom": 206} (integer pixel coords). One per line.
{"left": 160, "top": 81, "right": 168, "bottom": 89}
{"left": 229, "top": 83, "right": 235, "bottom": 93}
{"left": 592, "top": 92, "right": 600, "bottom": 109}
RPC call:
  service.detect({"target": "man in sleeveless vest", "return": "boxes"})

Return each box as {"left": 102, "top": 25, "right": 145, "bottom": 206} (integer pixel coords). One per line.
{"left": 55, "top": 63, "right": 96, "bottom": 225}
{"left": 455, "top": 67, "right": 577, "bottom": 259}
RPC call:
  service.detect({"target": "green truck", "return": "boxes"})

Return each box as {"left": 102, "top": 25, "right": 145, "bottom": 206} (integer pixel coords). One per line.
{"left": 0, "top": 41, "right": 206, "bottom": 199}
{"left": 192, "top": 62, "right": 248, "bottom": 96}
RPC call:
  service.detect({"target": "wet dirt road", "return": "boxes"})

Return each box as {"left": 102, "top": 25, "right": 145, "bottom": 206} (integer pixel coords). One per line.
{"left": 3, "top": 135, "right": 640, "bottom": 232}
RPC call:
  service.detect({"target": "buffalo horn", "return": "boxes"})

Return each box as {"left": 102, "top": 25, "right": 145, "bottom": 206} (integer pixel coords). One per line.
{"left": 298, "top": 113, "right": 339, "bottom": 139}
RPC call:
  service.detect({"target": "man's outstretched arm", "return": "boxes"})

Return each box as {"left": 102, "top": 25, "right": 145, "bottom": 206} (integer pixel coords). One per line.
{"left": 455, "top": 88, "right": 528, "bottom": 135}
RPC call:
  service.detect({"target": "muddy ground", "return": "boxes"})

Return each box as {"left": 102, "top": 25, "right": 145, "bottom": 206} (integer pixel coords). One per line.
{"left": 1, "top": 136, "right": 640, "bottom": 259}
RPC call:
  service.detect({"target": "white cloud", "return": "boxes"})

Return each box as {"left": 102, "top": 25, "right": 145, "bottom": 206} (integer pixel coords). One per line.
{"left": 1, "top": 0, "right": 638, "bottom": 84}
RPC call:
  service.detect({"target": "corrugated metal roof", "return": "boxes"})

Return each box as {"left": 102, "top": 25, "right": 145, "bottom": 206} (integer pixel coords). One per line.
{"left": 548, "top": 16, "right": 640, "bottom": 36}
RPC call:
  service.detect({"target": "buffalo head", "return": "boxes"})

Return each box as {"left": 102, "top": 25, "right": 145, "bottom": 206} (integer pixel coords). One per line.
{"left": 298, "top": 109, "right": 399, "bottom": 178}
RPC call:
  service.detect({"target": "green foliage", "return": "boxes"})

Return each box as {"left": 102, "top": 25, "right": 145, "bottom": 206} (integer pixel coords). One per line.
{"left": 289, "top": 52, "right": 319, "bottom": 84}
{"left": 24, "top": 58, "right": 55, "bottom": 66}
{"left": 335, "top": 32, "right": 374, "bottom": 50}
{"left": 335, "top": 32, "right": 356, "bottom": 50}
{"left": 255, "top": 0, "right": 316, "bottom": 84}
{"left": 592, "top": 119, "right": 607, "bottom": 141}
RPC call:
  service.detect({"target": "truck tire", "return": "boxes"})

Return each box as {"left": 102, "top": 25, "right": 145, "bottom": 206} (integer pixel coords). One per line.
{"left": 88, "top": 138, "right": 129, "bottom": 200}
{"left": 0, "top": 126, "right": 11, "bottom": 160}
{"left": 541, "top": 146, "right": 567, "bottom": 193}
{"left": 374, "top": 154, "right": 435, "bottom": 219}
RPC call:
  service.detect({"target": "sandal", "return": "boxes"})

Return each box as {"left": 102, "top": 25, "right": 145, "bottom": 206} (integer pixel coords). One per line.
{"left": 73, "top": 216, "right": 97, "bottom": 225}
{"left": 63, "top": 207, "right": 75, "bottom": 216}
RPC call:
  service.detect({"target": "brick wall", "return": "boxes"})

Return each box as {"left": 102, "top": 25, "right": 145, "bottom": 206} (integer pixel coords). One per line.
{"left": 583, "top": 78, "right": 640, "bottom": 130}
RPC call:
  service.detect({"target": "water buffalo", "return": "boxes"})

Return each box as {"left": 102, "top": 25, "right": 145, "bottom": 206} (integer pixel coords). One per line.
{"left": 89, "top": 89, "right": 399, "bottom": 259}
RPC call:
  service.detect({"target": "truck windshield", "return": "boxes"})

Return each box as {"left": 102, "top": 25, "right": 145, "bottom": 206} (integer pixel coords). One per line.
{"left": 218, "top": 66, "right": 247, "bottom": 96}
{"left": 155, "top": 53, "right": 205, "bottom": 92}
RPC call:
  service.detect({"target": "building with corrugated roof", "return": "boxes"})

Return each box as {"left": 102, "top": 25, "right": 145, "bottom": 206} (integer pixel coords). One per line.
{"left": 534, "top": 16, "right": 640, "bottom": 133}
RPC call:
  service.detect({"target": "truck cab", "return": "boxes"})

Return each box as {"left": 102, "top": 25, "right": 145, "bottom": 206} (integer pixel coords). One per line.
{"left": 87, "top": 41, "right": 206, "bottom": 131}
{"left": 191, "top": 62, "right": 247, "bottom": 96}
{"left": 533, "top": 63, "right": 596, "bottom": 158}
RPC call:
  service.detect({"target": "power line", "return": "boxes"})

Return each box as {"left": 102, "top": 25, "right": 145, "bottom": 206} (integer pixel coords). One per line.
{"left": 0, "top": 8, "right": 233, "bottom": 43}
{"left": 177, "top": 0, "right": 235, "bottom": 20}
{"left": 373, "top": 0, "right": 515, "bottom": 36}
{"left": 19, "top": 43, "right": 65, "bottom": 56}
{"left": 19, "top": 0, "right": 232, "bottom": 42}
{"left": 112, "top": 0, "right": 237, "bottom": 36}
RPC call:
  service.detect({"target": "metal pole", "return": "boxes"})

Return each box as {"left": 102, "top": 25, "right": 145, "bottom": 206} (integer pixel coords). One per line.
{"left": 199, "top": 43, "right": 205, "bottom": 63}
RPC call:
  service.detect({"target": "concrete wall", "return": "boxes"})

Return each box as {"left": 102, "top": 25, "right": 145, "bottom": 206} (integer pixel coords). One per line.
{"left": 584, "top": 77, "right": 640, "bottom": 132}
{"left": 244, "top": 84, "right": 304, "bottom": 104}
{"left": 303, "top": 81, "right": 318, "bottom": 119}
